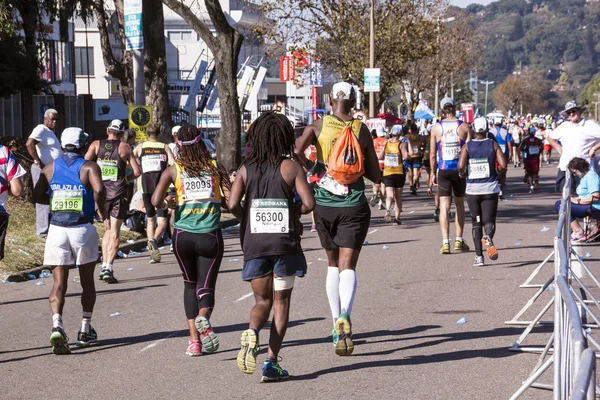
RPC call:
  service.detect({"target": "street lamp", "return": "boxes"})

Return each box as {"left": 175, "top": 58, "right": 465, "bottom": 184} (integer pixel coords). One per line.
{"left": 369, "top": 0, "right": 375, "bottom": 118}
{"left": 480, "top": 80, "right": 494, "bottom": 116}
{"left": 434, "top": 16, "right": 456, "bottom": 118}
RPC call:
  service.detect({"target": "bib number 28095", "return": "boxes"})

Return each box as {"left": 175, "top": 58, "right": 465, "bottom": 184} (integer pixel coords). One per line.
{"left": 250, "top": 198, "right": 289, "bottom": 233}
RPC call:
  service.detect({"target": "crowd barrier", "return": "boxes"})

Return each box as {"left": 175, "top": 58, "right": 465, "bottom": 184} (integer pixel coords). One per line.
{"left": 509, "top": 173, "right": 597, "bottom": 399}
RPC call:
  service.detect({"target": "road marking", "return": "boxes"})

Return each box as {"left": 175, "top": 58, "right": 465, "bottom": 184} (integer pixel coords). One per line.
{"left": 368, "top": 229, "right": 378, "bottom": 235}
{"left": 140, "top": 331, "right": 179, "bottom": 352}
{"left": 236, "top": 292, "right": 253, "bottom": 302}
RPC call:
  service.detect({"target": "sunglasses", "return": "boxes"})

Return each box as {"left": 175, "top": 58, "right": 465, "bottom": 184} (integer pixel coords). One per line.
{"left": 566, "top": 110, "right": 580, "bottom": 116}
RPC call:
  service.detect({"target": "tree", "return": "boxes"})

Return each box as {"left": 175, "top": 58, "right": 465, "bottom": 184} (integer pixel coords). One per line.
{"left": 493, "top": 72, "right": 550, "bottom": 115}
{"left": 259, "top": 0, "right": 439, "bottom": 115}
{"left": 162, "top": 0, "right": 243, "bottom": 171}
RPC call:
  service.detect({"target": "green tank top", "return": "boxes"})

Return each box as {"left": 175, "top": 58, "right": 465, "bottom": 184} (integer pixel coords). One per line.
{"left": 314, "top": 115, "right": 367, "bottom": 208}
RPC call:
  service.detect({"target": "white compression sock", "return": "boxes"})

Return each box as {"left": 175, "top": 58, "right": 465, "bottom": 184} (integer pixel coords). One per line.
{"left": 52, "top": 313, "right": 63, "bottom": 330}
{"left": 326, "top": 267, "right": 340, "bottom": 327}
{"left": 81, "top": 311, "right": 92, "bottom": 333}
{"left": 339, "top": 269, "right": 357, "bottom": 316}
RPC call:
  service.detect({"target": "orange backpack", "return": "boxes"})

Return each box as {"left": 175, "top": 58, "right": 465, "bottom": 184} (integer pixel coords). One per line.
{"left": 327, "top": 120, "right": 364, "bottom": 184}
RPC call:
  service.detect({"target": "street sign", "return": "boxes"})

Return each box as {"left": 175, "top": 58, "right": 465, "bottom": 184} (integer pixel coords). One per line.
{"left": 279, "top": 56, "right": 295, "bottom": 82}
{"left": 124, "top": 0, "right": 143, "bottom": 50}
{"left": 364, "top": 68, "right": 380, "bottom": 93}
{"left": 461, "top": 102, "right": 475, "bottom": 124}
{"left": 128, "top": 105, "right": 152, "bottom": 142}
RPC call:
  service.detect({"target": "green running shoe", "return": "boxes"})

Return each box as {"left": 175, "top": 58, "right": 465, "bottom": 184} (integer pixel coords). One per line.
{"left": 237, "top": 329, "right": 259, "bottom": 374}
{"left": 439, "top": 243, "right": 451, "bottom": 255}
{"left": 148, "top": 239, "right": 161, "bottom": 263}
{"left": 334, "top": 309, "right": 354, "bottom": 356}
{"left": 261, "top": 359, "right": 289, "bottom": 382}
{"left": 331, "top": 328, "right": 339, "bottom": 347}
{"left": 50, "top": 327, "right": 71, "bottom": 355}
{"left": 195, "top": 316, "right": 219, "bottom": 353}
{"left": 454, "top": 240, "right": 470, "bottom": 252}
{"left": 102, "top": 269, "right": 118, "bottom": 284}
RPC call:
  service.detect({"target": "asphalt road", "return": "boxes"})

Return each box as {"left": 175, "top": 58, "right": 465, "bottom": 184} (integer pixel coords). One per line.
{"left": 0, "top": 162, "right": 574, "bottom": 399}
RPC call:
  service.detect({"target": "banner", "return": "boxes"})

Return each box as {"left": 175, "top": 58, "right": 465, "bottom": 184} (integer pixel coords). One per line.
{"left": 206, "top": 84, "right": 218, "bottom": 112}
{"left": 364, "top": 68, "right": 380, "bottom": 93}
{"left": 183, "top": 60, "right": 209, "bottom": 113}
{"left": 128, "top": 105, "right": 152, "bottom": 142}
{"left": 197, "top": 69, "right": 217, "bottom": 113}
{"left": 124, "top": 0, "right": 143, "bottom": 50}
{"left": 365, "top": 118, "right": 387, "bottom": 131}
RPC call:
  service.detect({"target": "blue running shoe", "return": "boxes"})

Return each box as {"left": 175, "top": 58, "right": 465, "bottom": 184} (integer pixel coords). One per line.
{"left": 260, "top": 359, "right": 289, "bottom": 382}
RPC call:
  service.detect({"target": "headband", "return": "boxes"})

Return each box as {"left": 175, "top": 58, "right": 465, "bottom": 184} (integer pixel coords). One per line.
{"left": 177, "top": 135, "right": 203, "bottom": 147}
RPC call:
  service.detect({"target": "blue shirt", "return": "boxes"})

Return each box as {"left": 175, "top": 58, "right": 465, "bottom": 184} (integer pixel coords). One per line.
{"left": 576, "top": 170, "right": 600, "bottom": 210}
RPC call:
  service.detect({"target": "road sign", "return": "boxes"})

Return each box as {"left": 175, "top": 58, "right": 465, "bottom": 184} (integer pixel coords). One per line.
{"left": 124, "top": 0, "right": 143, "bottom": 50}
{"left": 364, "top": 68, "right": 380, "bottom": 93}
{"left": 128, "top": 105, "right": 152, "bottom": 142}
{"left": 461, "top": 102, "right": 475, "bottom": 124}
{"left": 279, "top": 56, "right": 296, "bottom": 82}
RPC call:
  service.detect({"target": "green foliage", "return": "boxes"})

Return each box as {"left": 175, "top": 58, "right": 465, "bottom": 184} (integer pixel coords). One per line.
{"left": 577, "top": 71, "right": 600, "bottom": 108}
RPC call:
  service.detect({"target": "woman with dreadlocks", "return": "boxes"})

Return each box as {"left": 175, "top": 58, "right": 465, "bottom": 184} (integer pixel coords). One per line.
{"left": 151, "top": 125, "right": 229, "bottom": 357}
{"left": 228, "top": 112, "right": 315, "bottom": 382}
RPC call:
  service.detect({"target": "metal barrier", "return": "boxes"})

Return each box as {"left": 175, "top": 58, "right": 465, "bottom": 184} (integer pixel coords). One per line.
{"left": 510, "top": 172, "right": 597, "bottom": 399}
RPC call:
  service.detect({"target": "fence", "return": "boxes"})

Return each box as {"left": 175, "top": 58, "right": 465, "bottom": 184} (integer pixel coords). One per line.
{"left": 509, "top": 173, "right": 597, "bottom": 399}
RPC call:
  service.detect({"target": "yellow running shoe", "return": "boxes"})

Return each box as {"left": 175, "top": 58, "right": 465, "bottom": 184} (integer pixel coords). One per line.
{"left": 454, "top": 240, "right": 470, "bottom": 252}
{"left": 334, "top": 309, "right": 354, "bottom": 356}
{"left": 237, "top": 329, "right": 259, "bottom": 374}
{"left": 439, "top": 243, "right": 451, "bottom": 255}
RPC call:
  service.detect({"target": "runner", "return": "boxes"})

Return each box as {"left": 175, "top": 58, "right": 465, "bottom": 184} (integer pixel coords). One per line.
{"left": 122, "top": 128, "right": 137, "bottom": 209}
{"left": 429, "top": 97, "right": 470, "bottom": 254}
{"left": 509, "top": 120, "right": 521, "bottom": 167}
{"left": 295, "top": 81, "right": 381, "bottom": 356}
{"left": 151, "top": 125, "right": 229, "bottom": 357}
{"left": 377, "top": 125, "right": 409, "bottom": 224}
{"left": 458, "top": 118, "right": 506, "bottom": 266}
{"left": 492, "top": 117, "right": 512, "bottom": 199}
{"left": 229, "top": 112, "right": 314, "bottom": 381}
{"left": 26, "top": 108, "right": 62, "bottom": 238}
{"left": 370, "top": 127, "right": 387, "bottom": 210}
{"left": 421, "top": 127, "right": 434, "bottom": 196}
{"left": 407, "top": 122, "right": 422, "bottom": 195}
{"left": 0, "top": 144, "right": 26, "bottom": 260}
{"left": 519, "top": 126, "right": 543, "bottom": 193}
{"left": 541, "top": 121, "right": 552, "bottom": 166}
{"left": 133, "top": 125, "right": 175, "bottom": 263}
{"left": 85, "top": 119, "right": 141, "bottom": 283}
{"left": 547, "top": 101, "right": 600, "bottom": 193}
{"left": 32, "top": 127, "right": 106, "bottom": 354}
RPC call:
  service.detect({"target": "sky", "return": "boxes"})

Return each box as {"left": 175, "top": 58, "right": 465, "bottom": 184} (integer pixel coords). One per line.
{"left": 451, "top": 0, "right": 496, "bottom": 8}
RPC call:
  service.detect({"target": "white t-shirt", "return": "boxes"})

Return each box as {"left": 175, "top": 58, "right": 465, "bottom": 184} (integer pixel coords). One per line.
{"left": 29, "top": 124, "right": 62, "bottom": 165}
{"left": 0, "top": 146, "right": 26, "bottom": 211}
{"left": 549, "top": 119, "right": 600, "bottom": 171}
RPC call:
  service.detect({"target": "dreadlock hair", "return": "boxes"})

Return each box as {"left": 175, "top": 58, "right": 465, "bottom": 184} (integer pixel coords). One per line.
{"left": 245, "top": 111, "right": 296, "bottom": 167}
{"left": 176, "top": 125, "right": 231, "bottom": 190}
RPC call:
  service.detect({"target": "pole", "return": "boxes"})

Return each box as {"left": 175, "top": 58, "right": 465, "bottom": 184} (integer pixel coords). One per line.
{"left": 133, "top": 48, "right": 144, "bottom": 105}
{"left": 85, "top": 23, "right": 90, "bottom": 95}
{"left": 480, "top": 80, "right": 494, "bottom": 116}
{"left": 434, "top": 18, "right": 440, "bottom": 118}
{"left": 368, "top": 0, "right": 375, "bottom": 118}
{"left": 450, "top": 72, "right": 454, "bottom": 99}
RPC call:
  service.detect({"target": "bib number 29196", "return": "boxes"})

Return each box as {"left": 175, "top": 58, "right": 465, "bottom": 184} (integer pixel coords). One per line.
{"left": 250, "top": 198, "right": 289, "bottom": 233}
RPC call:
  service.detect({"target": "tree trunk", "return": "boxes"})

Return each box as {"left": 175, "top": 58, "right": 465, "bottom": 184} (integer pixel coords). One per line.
{"left": 213, "top": 32, "right": 243, "bottom": 172}
{"left": 17, "top": 3, "right": 40, "bottom": 90}
{"left": 143, "top": 0, "right": 171, "bottom": 140}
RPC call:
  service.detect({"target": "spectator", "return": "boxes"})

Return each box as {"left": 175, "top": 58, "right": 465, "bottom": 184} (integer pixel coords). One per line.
{"left": 0, "top": 145, "right": 26, "bottom": 259}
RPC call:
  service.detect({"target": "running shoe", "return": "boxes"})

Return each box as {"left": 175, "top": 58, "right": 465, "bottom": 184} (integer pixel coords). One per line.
{"left": 529, "top": 186, "right": 534, "bottom": 193}
{"left": 535, "top": 182, "right": 540, "bottom": 191}
{"left": 98, "top": 267, "right": 107, "bottom": 280}
{"left": 481, "top": 235, "right": 498, "bottom": 260}
{"left": 439, "top": 243, "right": 451, "bottom": 255}
{"left": 170, "top": 245, "right": 173, "bottom": 253}
{"left": 261, "top": 359, "right": 289, "bottom": 382}
{"left": 334, "top": 309, "right": 354, "bottom": 356}
{"left": 473, "top": 256, "right": 485, "bottom": 267}
{"left": 185, "top": 340, "right": 202, "bottom": 357}
{"left": 310, "top": 225, "right": 317, "bottom": 232}
{"left": 369, "top": 194, "right": 377, "bottom": 207}
{"left": 499, "top": 191, "right": 504, "bottom": 200}
{"left": 237, "top": 328, "right": 259, "bottom": 374}
{"left": 392, "top": 218, "right": 402, "bottom": 226}
{"left": 378, "top": 202, "right": 385, "bottom": 211}
{"left": 75, "top": 327, "right": 98, "bottom": 347}
{"left": 331, "top": 328, "right": 339, "bottom": 347}
{"left": 195, "top": 316, "right": 219, "bottom": 353}
{"left": 454, "top": 240, "right": 470, "bottom": 252}
{"left": 410, "top": 186, "right": 417, "bottom": 196}
{"left": 384, "top": 212, "right": 393, "bottom": 224}
{"left": 148, "top": 239, "right": 161, "bottom": 263}
{"left": 523, "top": 176, "right": 528, "bottom": 184}
{"left": 102, "top": 269, "right": 118, "bottom": 284}
{"left": 50, "top": 327, "right": 71, "bottom": 355}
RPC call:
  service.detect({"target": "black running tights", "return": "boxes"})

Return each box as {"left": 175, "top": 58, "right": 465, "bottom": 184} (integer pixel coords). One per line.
{"left": 466, "top": 193, "right": 499, "bottom": 257}
{"left": 173, "top": 229, "right": 224, "bottom": 319}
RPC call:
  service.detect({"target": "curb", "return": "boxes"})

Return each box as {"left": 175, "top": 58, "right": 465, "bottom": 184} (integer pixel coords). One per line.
{"left": 4, "top": 217, "right": 240, "bottom": 283}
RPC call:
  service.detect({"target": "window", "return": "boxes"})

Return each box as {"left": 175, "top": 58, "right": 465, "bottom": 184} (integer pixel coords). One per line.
{"left": 168, "top": 31, "right": 193, "bottom": 41}
{"left": 74, "top": 47, "right": 94, "bottom": 76}
{"left": 180, "top": 70, "right": 192, "bottom": 80}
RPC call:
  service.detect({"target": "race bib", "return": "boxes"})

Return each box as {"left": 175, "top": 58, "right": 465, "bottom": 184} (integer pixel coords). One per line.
{"left": 142, "top": 154, "right": 162, "bottom": 173}
{"left": 384, "top": 154, "right": 399, "bottom": 168}
{"left": 250, "top": 198, "right": 289, "bottom": 233}
{"left": 98, "top": 159, "right": 118, "bottom": 181}
{"left": 468, "top": 158, "right": 490, "bottom": 180}
{"left": 180, "top": 175, "right": 214, "bottom": 201}
{"left": 442, "top": 142, "right": 460, "bottom": 160}
{"left": 529, "top": 146, "right": 540, "bottom": 155}
{"left": 500, "top": 144, "right": 506, "bottom": 153}
{"left": 51, "top": 189, "right": 83, "bottom": 212}
{"left": 316, "top": 173, "right": 349, "bottom": 196}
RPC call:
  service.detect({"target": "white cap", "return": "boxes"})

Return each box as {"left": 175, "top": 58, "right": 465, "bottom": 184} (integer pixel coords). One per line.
{"left": 108, "top": 119, "right": 124, "bottom": 132}
{"left": 493, "top": 117, "right": 503, "bottom": 125}
{"left": 376, "top": 127, "right": 387, "bottom": 137}
{"left": 330, "top": 82, "right": 356, "bottom": 100}
{"left": 390, "top": 125, "right": 403, "bottom": 136}
{"left": 61, "top": 127, "right": 89, "bottom": 149}
{"left": 473, "top": 117, "right": 488, "bottom": 133}
{"left": 172, "top": 125, "right": 182, "bottom": 136}
{"left": 440, "top": 97, "right": 454, "bottom": 109}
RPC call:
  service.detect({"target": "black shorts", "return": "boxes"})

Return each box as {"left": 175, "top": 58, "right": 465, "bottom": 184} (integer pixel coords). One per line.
{"left": 104, "top": 197, "right": 128, "bottom": 220}
{"left": 142, "top": 193, "right": 168, "bottom": 218}
{"left": 408, "top": 157, "right": 422, "bottom": 169}
{"left": 0, "top": 210, "right": 8, "bottom": 260}
{"left": 382, "top": 174, "right": 406, "bottom": 189}
{"left": 437, "top": 170, "right": 466, "bottom": 198}
{"left": 314, "top": 203, "right": 370, "bottom": 251}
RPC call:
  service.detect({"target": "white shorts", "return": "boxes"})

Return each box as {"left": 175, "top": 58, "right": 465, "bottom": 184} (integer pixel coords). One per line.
{"left": 43, "top": 223, "right": 99, "bottom": 266}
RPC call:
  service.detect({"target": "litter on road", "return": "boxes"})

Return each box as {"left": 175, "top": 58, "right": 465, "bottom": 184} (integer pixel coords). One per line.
{"left": 110, "top": 312, "right": 122, "bottom": 317}
{"left": 456, "top": 317, "right": 467, "bottom": 324}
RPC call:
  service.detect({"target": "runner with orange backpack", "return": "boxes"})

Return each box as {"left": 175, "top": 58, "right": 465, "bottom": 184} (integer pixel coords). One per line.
{"left": 296, "top": 81, "right": 381, "bottom": 356}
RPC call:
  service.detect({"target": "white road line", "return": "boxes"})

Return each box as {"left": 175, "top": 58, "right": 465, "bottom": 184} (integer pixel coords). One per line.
{"left": 236, "top": 292, "right": 254, "bottom": 302}
{"left": 368, "top": 229, "right": 378, "bottom": 235}
{"left": 140, "top": 331, "right": 179, "bottom": 352}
